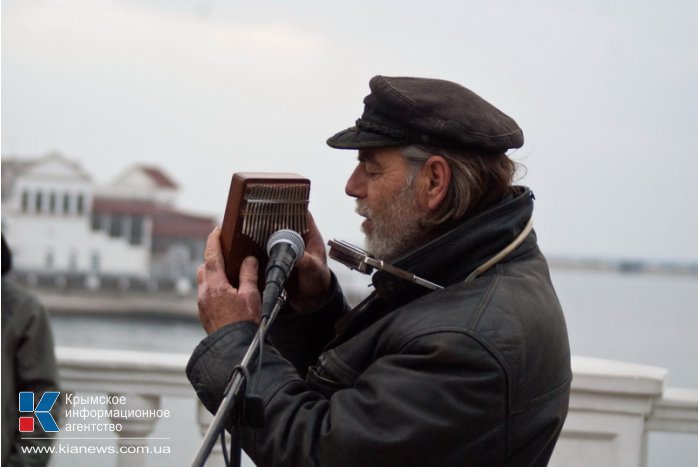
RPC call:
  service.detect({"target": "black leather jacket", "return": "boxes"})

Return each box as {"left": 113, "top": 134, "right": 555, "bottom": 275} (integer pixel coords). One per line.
{"left": 187, "top": 187, "right": 571, "bottom": 467}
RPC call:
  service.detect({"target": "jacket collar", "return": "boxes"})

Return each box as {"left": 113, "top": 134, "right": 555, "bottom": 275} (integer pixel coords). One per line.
{"left": 371, "top": 186, "right": 535, "bottom": 308}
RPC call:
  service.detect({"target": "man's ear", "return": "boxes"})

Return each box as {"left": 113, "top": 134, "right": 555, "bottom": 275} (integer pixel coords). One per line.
{"left": 418, "top": 156, "right": 451, "bottom": 211}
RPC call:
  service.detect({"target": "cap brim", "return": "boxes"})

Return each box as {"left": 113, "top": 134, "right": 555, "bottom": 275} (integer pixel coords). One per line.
{"left": 326, "top": 126, "right": 406, "bottom": 150}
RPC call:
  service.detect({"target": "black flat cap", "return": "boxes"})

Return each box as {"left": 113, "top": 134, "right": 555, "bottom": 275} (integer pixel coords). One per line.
{"left": 327, "top": 76, "right": 523, "bottom": 153}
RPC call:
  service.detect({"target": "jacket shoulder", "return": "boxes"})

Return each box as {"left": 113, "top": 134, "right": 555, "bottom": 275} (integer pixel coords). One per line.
{"left": 2, "top": 278, "right": 48, "bottom": 328}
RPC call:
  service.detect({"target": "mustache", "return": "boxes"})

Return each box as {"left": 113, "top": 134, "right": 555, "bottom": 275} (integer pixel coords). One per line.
{"left": 355, "top": 202, "right": 371, "bottom": 218}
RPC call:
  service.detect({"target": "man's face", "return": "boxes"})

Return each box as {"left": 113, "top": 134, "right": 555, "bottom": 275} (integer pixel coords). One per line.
{"left": 345, "top": 148, "right": 428, "bottom": 260}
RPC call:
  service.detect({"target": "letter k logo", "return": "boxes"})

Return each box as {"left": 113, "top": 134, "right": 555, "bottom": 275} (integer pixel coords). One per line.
{"left": 19, "top": 392, "right": 60, "bottom": 432}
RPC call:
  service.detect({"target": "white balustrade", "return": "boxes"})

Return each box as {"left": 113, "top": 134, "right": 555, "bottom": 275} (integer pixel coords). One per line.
{"left": 550, "top": 356, "right": 697, "bottom": 467}
{"left": 110, "top": 394, "right": 160, "bottom": 467}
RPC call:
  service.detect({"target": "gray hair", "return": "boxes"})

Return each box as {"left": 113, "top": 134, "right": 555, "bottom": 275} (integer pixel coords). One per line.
{"left": 399, "top": 144, "right": 520, "bottom": 229}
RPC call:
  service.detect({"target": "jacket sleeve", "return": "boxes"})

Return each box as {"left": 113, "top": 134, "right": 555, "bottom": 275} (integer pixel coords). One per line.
{"left": 266, "top": 272, "right": 348, "bottom": 376}
{"left": 187, "top": 325, "right": 508, "bottom": 467}
{"left": 186, "top": 272, "right": 347, "bottom": 414}
{"left": 5, "top": 288, "right": 61, "bottom": 467}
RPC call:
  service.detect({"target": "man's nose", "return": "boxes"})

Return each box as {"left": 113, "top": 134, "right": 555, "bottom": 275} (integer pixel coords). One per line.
{"left": 345, "top": 163, "right": 365, "bottom": 199}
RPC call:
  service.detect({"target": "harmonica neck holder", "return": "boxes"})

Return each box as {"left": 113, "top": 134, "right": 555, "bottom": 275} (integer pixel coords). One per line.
{"left": 327, "top": 239, "right": 444, "bottom": 291}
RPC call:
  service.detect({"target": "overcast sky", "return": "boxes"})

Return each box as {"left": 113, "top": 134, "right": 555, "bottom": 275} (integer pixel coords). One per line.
{"left": 2, "top": 0, "right": 697, "bottom": 262}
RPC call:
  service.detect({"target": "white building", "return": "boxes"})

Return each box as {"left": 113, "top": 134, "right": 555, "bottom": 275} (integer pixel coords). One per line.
{"left": 97, "top": 163, "right": 179, "bottom": 207}
{"left": 1, "top": 153, "right": 214, "bottom": 291}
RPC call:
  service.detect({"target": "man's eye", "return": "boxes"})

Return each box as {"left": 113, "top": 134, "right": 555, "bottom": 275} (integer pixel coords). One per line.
{"left": 363, "top": 163, "right": 381, "bottom": 176}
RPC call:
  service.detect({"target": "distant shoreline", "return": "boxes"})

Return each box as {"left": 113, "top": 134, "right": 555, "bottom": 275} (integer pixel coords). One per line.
{"left": 7, "top": 255, "right": 697, "bottom": 318}
{"left": 547, "top": 257, "right": 697, "bottom": 276}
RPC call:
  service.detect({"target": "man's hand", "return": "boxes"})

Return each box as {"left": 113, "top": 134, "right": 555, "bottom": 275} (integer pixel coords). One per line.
{"left": 286, "top": 212, "right": 332, "bottom": 313}
{"left": 197, "top": 227, "right": 261, "bottom": 334}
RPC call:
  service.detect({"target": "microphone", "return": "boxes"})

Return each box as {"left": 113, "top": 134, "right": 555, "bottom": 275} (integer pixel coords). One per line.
{"left": 261, "top": 229, "right": 305, "bottom": 318}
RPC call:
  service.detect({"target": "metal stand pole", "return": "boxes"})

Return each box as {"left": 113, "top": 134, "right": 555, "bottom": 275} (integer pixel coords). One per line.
{"left": 190, "top": 292, "right": 286, "bottom": 467}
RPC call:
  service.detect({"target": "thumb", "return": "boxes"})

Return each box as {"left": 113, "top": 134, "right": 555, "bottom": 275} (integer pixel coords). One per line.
{"left": 238, "top": 256, "right": 259, "bottom": 294}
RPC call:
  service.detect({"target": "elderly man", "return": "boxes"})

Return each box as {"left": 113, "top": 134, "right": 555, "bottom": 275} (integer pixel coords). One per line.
{"left": 188, "top": 76, "right": 571, "bottom": 466}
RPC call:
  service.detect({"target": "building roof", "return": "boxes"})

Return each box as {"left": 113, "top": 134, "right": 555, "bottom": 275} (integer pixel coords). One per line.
{"left": 139, "top": 166, "right": 179, "bottom": 189}
{"left": 92, "top": 196, "right": 215, "bottom": 238}
{"left": 110, "top": 165, "right": 179, "bottom": 190}
{"left": 152, "top": 210, "right": 216, "bottom": 238}
{"left": 1, "top": 159, "right": 34, "bottom": 200}
{"left": 1, "top": 153, "right": 92, "bottom": 200}
{"left": 92, "top": 197, "right": 160, "bottom": 215}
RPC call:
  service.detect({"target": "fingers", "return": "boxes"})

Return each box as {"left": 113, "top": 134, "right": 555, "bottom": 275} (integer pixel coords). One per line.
{"left": 238, "top": 256, "right": 259, "bottom": 294}
{"left": 237, "top": 256, "right": 261, "bottom": 321}
{"left": 294, "top": 211, "right": 329, "bottom": 273}
{"left": 197, "top": 264, "right": 205, "bottom": 285}
{"left": 301, "top": 211, "right": 327, "bottom": 265}
{"left": 197, "top": 255, "right": 261, "bottom": 333}
{"left": 196, "top": 229, "right": 264, "bottom": 333}
{"left": 204, "top": 227, "right": 226, "bottom": 272}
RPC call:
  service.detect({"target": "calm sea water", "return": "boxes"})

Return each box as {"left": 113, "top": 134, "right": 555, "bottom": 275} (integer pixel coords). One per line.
{"left": 46, "top": 267, "right": 697, "bottom": 466}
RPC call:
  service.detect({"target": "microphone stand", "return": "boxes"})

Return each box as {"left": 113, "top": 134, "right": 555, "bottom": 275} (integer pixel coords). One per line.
{"left": 190, "top": 290, "right": 287, "bottom": 467}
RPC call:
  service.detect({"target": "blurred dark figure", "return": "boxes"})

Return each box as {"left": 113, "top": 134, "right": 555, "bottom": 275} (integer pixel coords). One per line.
{"left": 2, "top": 235, "right": 60, "bottom": 467}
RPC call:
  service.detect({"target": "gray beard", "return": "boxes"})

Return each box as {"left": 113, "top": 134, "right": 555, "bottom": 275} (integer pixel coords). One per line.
{"left": 356, "top": 184, "right": 428, "bottom": 262}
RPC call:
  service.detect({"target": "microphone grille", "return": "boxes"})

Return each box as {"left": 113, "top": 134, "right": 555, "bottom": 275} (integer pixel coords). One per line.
{"left": 266, "top": 229, "right": 305, "bottom": 258}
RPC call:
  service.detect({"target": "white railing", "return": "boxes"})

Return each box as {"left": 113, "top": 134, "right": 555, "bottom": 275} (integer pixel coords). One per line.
{"left": 53, "top": 347, "right": 697, "bottom": 467}
{"left": 550, "top": 356, "right": 696, "bottom": 467}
